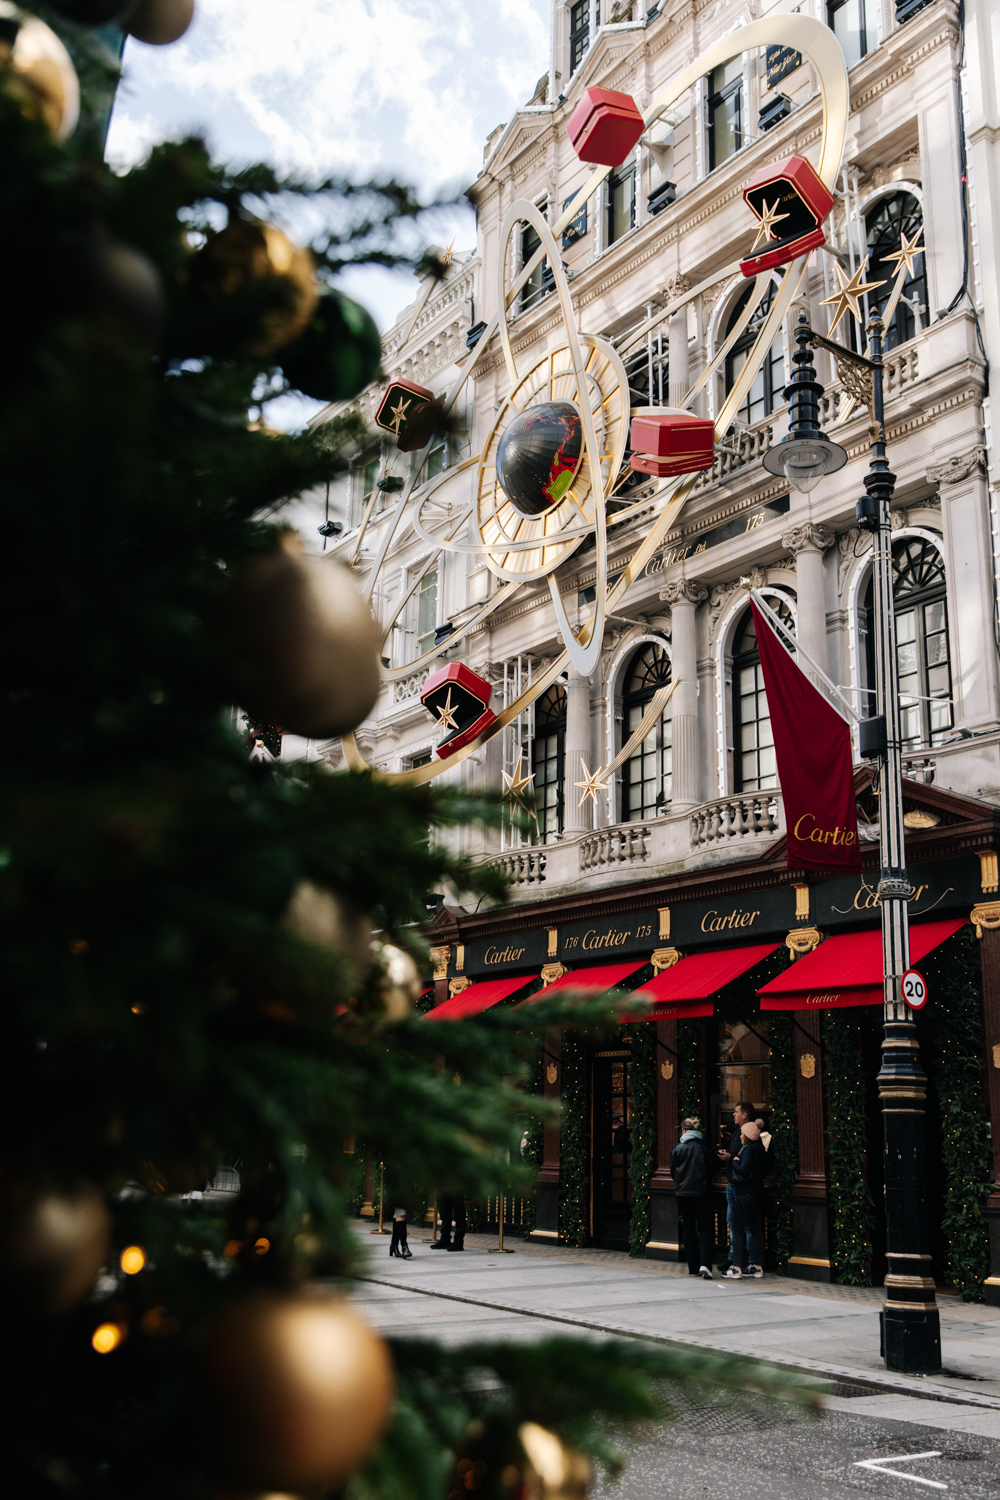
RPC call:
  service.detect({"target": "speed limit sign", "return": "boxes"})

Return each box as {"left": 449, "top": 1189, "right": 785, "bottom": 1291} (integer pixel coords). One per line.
{"left": 902, "top": 969, "right": 928, "bottom": 1009}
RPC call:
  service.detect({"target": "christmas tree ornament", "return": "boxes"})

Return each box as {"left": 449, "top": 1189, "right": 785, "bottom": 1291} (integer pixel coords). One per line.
{"left": 374, "top": 377, "right": 442, "bottom": 453}
{"left": 518, "top": 1423, "right": 591, "bottom": 1500}
{"left": 52, "top": 231, "right": 165, "bottom": 347}
{"left": 48, "top": 0, "right": 131, "bottom": 21}
{"left": 0, "top": 1180, "right": 111, "bottom": 1315}
{"left": 566, "top": 86, "right": 644, "bottom": 167}
{"left": 420, "top": 664, "right": 496, "bottom": 759}
{"left": 283, "top": 880, "right": 373, "bottom": 973}
{"left": 0, "top": 2, "right": 79, "bottom": 140}
{"left": 122, "top": 0, "right": 194, "bottom": 44}
{"left": 739, "top": 154, "right": 833, "bottom": 276}
{"left": 372, "top": 941, "right": 422, "bottom": 1020}
{"left": 450, "top": 1421, "right": 590, "bottom": 1500}
{"left": 190, "top": 218, "right": 319, "bottom": 357}
{"left": 280, "top": 289, "right": 382, "bottom": 403}
{"left": 628, "top": 408, "right": 715, "bottom": 478}
{"left": 496, "top": 402, "right": 582, "bottom": 517}
{"left": 199, "top": 1292, "right": 394, "bottom": 1491}
{"left": 215, "top": 531, "right": 381, "bottom": 740}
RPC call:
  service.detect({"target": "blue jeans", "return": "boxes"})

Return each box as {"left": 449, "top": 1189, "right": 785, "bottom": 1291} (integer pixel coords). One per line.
{"left": 725, "top": 1182, "right": 743, "bottom": 1268}
{"left": 730, "top": 1193, "right": 764, "bottom": 1270}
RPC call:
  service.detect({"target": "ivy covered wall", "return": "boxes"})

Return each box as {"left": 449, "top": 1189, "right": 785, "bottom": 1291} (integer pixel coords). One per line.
{"left": 823, "top": 1011, "right": 874, "bottom": 1286}
{"left": 559, "top": 1030, "right": 588, "bottom": 1247}
{"left": 767, "top": 1013, "right": 796, "bottom": 1273}
{"left": 629, "top": 1025, "right": 655, "bottom": 1257}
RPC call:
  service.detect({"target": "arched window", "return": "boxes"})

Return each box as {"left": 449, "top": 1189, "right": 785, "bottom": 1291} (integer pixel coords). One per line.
{"left": 731, "top": 599, "right": 794, "bottom": 792}
{"left": 531, "top": 684, "right": 566, "bottom": 843}
{"left": 725, "top": 281, "right": 785, "bottom": 425}
{"left": 865, "top": 192, "right": 926, "bottom": 351}
{"left": 863, "top": 538, "right": 953, "bottom": 749}
{"left": 623, "top": 644, "right": 672, "bottom": 821}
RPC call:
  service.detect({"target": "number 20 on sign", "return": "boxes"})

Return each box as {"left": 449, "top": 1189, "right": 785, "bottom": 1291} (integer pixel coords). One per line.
{"left": 902, "top": 969, "right": 928, "bottom": 1009}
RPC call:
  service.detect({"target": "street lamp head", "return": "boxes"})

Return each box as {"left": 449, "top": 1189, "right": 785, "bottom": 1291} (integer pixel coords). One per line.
{"left": 762, "top": 311, "right": 847, "bottom": 493}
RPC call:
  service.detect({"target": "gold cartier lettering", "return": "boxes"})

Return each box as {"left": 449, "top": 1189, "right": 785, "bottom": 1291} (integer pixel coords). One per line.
{"left": 793, "top": 813, "right": 858, "bottom": 849}
{"left": 700, "top": 908, "right": 761, "bottom": 933}
{"left": 581, "top": 927, "right": 633, "bottom": 950}
{"left": 850, "top": 883, "right": 929, "bottom": 911}
{"left": 484, "top": 944, "right": 526, "bottom": 965}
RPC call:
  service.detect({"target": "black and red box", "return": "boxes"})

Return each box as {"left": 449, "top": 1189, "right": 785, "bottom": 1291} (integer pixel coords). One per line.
{"left": 374, "top": 378, "right": 441, "bottom": 454}
{"left": 566, "top": 86, "right": 644, "bottom": 167}
{"left": 421, "top": 663, "right": 497, "bottom": 759}
{"left": 629, "top": 409, "right": 715, "bottom": 478}
{"left": 739, "top": 153, "right": 834, "bottom": 277}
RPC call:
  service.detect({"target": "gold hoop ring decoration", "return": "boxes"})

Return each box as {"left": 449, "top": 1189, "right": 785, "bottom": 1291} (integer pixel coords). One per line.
{"left": 342, "top": 12, "right": 848, "bottom": 784}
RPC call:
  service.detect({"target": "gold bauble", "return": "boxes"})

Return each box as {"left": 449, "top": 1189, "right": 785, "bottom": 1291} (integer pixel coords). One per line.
{"left": 450, "top": 1422, "right": 590, "bottom": 1500}
{"left": 283, "top": 881, "right": 373, "bottom": 974}
{"left": 518, "top": 1424, "right": 590, "bottom": 1500}
{"left": 199, "top": 1292, "right": 394, "bottom": 1491}
{"left": 0, "top": 1180, "right": 111, "bottom": 1315}
{"left": 216, "top": 531, "right": 381, "bottom": 740}
{"left": 0, "top": 2, "right": 79, "bottom": 140}
{"left": 122, "top": 0, "right": 194, "bottom": 44}
{"left": 191, "top": 218, "right": 319, "bottom": 356}
{"left": 372, "top": 941, "right": 422, "bottom": 1020}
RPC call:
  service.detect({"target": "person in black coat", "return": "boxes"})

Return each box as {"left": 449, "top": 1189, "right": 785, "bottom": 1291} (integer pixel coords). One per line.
{"left": 669, "top": 1116, "right": 716, "bottom": 1279}
{"left": 724, "top": 1120, "right": 767, "bottom": 1279}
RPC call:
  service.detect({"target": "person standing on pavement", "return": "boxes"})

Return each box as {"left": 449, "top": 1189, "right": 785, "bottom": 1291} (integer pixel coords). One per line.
{"left": 669, "top": 1116, "right": 715, "bottom": 1279}
{"left": 724, "top": 1120, "right": 767, "bottom": 1280}
{"left": 429, "top": 1193, "right": 466, "bottom": 1252}
{"left": 717, "top": 1100, "right": 753, "bottom": 1273}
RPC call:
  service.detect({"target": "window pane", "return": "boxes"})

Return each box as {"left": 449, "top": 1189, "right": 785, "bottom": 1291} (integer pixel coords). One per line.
{"left": 712, "top": 94, "right": 741, "bottom": 164}
{"left": 831, "top": 0, "right": 864, "bottom": 68}
{"left": 712, "top": 58, "right": 743, "bottom": 91}
{"left": 416, "top": 569, "right": 438, "bottom": 657}
{"left": 896, "top": 609, "right": 916, "bottom": 643}
{"left": 924, "top": 600, "right": 946, "bottom": 637}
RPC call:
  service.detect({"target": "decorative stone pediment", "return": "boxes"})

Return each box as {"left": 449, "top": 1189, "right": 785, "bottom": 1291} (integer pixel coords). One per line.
{"left": 927, "top": 447, "right": 987, "bottom": 486}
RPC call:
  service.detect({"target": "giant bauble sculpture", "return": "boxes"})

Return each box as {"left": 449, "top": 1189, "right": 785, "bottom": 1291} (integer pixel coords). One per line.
{"left": 495, "top": 400, "right": 582, "bottom": 517}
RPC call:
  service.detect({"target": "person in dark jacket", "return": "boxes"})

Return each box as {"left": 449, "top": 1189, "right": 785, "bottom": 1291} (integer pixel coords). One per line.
{"left": 723, "top": 1120, "right": 767, "bottom": 1279}
{"left": 669, "top": 1116, "right": 715, "bottom": 1279}
{"left": 717, "top": 1100, "right": 753, "bottom": 1273}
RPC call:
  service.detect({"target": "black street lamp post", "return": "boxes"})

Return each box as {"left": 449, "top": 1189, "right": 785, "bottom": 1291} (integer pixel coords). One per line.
{"left": 765, "top": 307, "right": 941, "bottom": 1374}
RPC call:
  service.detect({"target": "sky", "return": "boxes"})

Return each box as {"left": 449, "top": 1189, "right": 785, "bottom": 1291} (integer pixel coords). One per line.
{"left": 106, "top": 0, "right": 551, "bottom": 423}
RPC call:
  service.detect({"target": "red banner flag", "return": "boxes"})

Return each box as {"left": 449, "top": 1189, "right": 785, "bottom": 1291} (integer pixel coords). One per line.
{"left": 750, "top": 602, "right": 861, "bottom": 872}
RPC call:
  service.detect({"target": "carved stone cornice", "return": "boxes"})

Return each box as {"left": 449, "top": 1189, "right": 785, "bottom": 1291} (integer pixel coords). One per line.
{"left": 781, "top": 523, "right": 835, "bottom": 556}
{"left": 658, "top": 579, "right": 709, "bottom": 606}
{"left": 927, "top": 447, "right": 987, "bottom": 486}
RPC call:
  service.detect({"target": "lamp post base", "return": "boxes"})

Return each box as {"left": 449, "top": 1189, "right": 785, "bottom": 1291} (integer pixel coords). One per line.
{"left": 881, "top": 1308, "right": 942, "bottom": 1373}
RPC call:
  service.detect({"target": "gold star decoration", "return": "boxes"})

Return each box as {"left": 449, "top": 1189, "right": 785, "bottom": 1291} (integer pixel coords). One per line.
{"left": 388, "top": 395, "right": 412, "bottom": 434}
{"left": 501, "top": 758, "right": 536, "bottom": 810}
{"left": 750, "top": 196, "right": 790, "bottom": 253}
{"left": 434, "top": 689, "right": 460, "bottom": 732}
{"left": 881, "top": 226, "right": 924, "bottom": 281}
{"left": 820, "top": 257, "right": 886, "bottom": 337}
{"left": 440, "top": 237, "right": 456, "bottom": 268}
{"left": 575, "top": 759, "right": 608, "bottom": 809}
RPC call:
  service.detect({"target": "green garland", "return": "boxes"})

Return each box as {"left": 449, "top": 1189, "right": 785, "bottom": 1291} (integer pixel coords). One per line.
{"left": 921, "top": 928, "right": 991, "bottom": 1301}
{"left": 823, "top": 1011, "right": 873, "bottom": 1286}
{"left": 628, "top": 1026, "right": 655, "bottom": 1257}
{"left": 520, "top": 1049, "right": 544, "bottom": 1237}
{"left": 677, "top": 1020, "right": 701, "bottom": 1122}
{"left": 766, "top": 1013, "right": 796, "bottom": 1273}
{"left": 559, "top": 1031, "right": 588, "bottom": 1247}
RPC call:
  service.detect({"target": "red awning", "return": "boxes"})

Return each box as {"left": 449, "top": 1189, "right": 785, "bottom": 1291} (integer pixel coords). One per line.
{"left": 628, "top": 943, "right": 781, "bottom": 1020}
{"left": 423, "top": 974, "right": 536, "bottom": 1021}
{"left": 517, "top": 960, "right": 648, "bottom": 1009}
{"left": 757, "top": 918, "right": 966, "bottom": 1011}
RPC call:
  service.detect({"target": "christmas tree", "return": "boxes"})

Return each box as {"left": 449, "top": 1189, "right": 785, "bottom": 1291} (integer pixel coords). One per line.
{"left": 0, "top": 8, "right": 816, "bottom": 1499}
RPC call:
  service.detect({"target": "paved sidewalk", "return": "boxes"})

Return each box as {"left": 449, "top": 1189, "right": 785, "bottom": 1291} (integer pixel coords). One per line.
{"left": 349, "top": 1228, "right": 1000, "bottom": 1414}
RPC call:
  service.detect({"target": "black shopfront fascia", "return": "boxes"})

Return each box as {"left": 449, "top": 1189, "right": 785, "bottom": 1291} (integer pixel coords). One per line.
{"left": 451, "top": 856, "right": 982, "bottom": 981}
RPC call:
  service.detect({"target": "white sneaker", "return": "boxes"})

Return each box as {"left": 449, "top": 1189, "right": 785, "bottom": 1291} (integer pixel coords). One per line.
{"left": 722, "top": 1265, "right": 742, "bottom": 1279}
{"left": 746, "top": 1264, "right": 764, "bottom": 1279}
{"left": 699, "top": 1265, "right": 713, "bottom": 1280}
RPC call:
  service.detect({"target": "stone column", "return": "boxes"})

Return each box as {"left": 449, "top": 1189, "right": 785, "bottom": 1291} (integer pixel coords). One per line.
{"left": 530, "top": 1031, "right": 562, "bottom": 1242}
{"left": 658, "top": 580, "right": 707, "bottom": 809}
{"left": 972, "top": 900, "right": 1000, "bottom": 1303}
{"left": 782, "top": 523, "right": 834, "bottom": 687}
{"left": 563, "top": 667, "right": 592, "bottom": 835}
{"left": 668, "top": 309, "right": 689, "bottom": 407}
{"left": 790, "top": 1010, "right": 831, "bottom": 1282}
{"left": 648, "top": 1019, "right": 681, "bottom": 1260}
{"left": 932, "top": 453, "right": 1000, "bottom": 731}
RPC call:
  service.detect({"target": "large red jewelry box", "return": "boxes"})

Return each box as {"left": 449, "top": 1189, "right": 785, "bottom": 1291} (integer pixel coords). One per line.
{"left": 629, "top": 409, "right": 715, "bottom": 478}
{"left": 374, "top": 378, "right": 441, "bottom": 453}
{"left": 739, "top": 153, "right": 834, "bottom": 277}
{"left": 566, "top": 86, "right": 644, "bottom": 167}
{"left": 421, "top": 662, "right": 497, "bottom": 759}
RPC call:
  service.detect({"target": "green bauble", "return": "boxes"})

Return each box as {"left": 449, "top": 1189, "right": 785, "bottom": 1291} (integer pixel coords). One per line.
{"left": 281, "top": 289, "right": 382, "bottom": 404}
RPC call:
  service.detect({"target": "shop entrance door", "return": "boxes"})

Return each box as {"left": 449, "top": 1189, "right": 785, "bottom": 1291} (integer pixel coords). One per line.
{"left": 591, "top": 1050, "right": 633, "bottom": 1250}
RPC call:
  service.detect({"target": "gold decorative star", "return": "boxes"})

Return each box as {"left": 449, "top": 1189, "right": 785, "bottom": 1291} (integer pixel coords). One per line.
{"left": 502, "top": 758, "right": 536, "bottom": 813}
{"left": 434, "top": 689, "right": 460, "bottom": 732}
{"left": 750, "top": 196, "right": 790, "bottom": 252}
{"left": 882, "top": 226, "right": 924, "bottom": 281}
{"left": 575, "top": 759, "right": 607, "bottom": 809}
{"left": 820, "top": 257, "right": 886, "bottom": 337}
{"left": 388, "top": 395, "right": 412, "bottom": 434}
{"left": 440, "top": 237, "right": 456, "bottom": 268}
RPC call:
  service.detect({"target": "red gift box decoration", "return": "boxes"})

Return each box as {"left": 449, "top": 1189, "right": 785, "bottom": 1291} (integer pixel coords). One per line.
{"left": 421, "top": 663, "right": 497, "bottom": 759}
{"left": 739, "top": 154, "right": 834, "bottom": 277}
{"left": 628, "top": 409, "right": 715, "bottom": 478}
{"left": 374, "top": 378, "right": 442, "bottom": 453}
{"left": 566, "top": 86, "right": 644, "bottom": 167}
